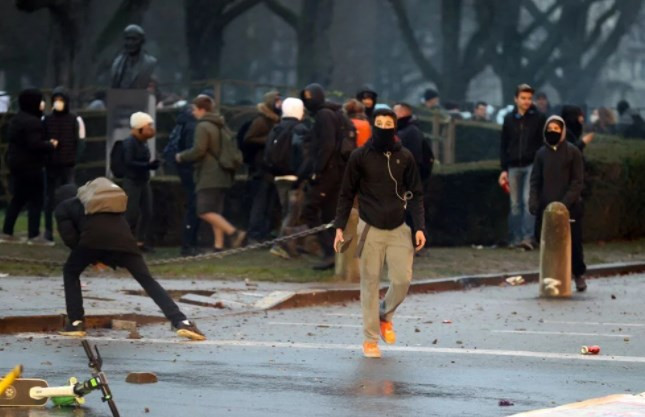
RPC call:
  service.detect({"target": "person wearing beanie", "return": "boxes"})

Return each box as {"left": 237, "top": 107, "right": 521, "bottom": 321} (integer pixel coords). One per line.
{"left": 529, "top": 116, "right": 587, "bottom": 291}
{"left": 356, "top": 86, "right": 378, "bottom": 120}
{"left": 394, "top": 102, "right": 434, "bottom": 181}
{"left": 423, "top": 88, "right": 440, "bottom": 109}
{"left": 245, "top": 90, "right": 282, "bottom": 244}
{"left": 42, "top": 86, "right": 87, "bottom": 242}
{"left": 264, "top": 97, "right": 310, "bottom": 259}
{"left": 343, "top": 99, "right": 371, "bottom": 147}
{"left": 334, "top": 108, "right": 426, "bottom": 358}
{"left": 122, "top": 111, "right": 159, "bottom": 251}
{"left": 1, "top": 88, "right": 58, "bottom": 245}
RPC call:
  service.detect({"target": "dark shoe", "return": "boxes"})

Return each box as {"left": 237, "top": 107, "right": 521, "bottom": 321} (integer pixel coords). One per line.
{"left": 59, "top": 319, "right": 86, "bottom": 337}
{"left": 519, "top": 239, "right": 535, "bottom": 251}
{"left": 230, "top": 230, "right": 247, "bottom": 249}
{"left": 174, "top": 320, "right": 206, "bottom": 341}
{"left": 313, "top": 256, "right": 335, "bottom": 271}
{"left": 181, "top": 247, "right": 204, "bottom": 257}
{"left": 575, "top": 275, "right": 587, "bottom": 292}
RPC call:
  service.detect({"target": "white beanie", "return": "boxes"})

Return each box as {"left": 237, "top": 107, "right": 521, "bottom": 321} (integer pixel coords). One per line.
{"left": 281, "top": 98, "right": 304, "bottom": 121}
{"left": 130, "top": 112, "right": 154, "bottom": 129}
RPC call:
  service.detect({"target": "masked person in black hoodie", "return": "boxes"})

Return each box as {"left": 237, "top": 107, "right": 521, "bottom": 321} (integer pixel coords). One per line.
{"left": 299, "top": 83, "right": 344, "bottom": 270}
{"left": 334, "top": 108, "right": 426, "bottom": 358}
{"left": 43, "top": 86, "right": 86, "bottom": 243}
{"left": 529, "top": 116, "right": 587, "bottom": 291}
{"left": 356, "top": 87, "right": 378, "bottom": 120}
{"left": 1, "top": 89, "right": 58, "bottom": 245}
{"left": 561, "top": 105, "right": 594, "bottom": 152}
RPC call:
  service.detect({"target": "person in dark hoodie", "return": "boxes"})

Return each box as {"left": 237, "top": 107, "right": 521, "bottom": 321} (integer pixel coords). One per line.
{"left": 334, "top": 108, "right": 426, "bottom": 358}
{"left": 499, "top": 84, "right": 547, "bottom": 251}
{"left": 393, "top": 102, "right": 434, "bottom": 181}
{"left": 43, "top": 86, "right": 86, "bottom": 243}
{"left": 561, "top": 105, "right": 594, "bottom": 152}
{"left": 54, "top": 180, "right": 205, "bottom": 339}
{"left": 1, "top": 88, "right": 58, "bottom": 245}
{"left": 299, "top": 83, "right": 344, "bottom": 270}
{"left": 356, "top": 87, "right": 378, "bottom": 120}
{"left": 245, "top": 90, "right": 282, "bottom": 243}
{"left": 529, "top": 116, "right": 587, "bottom": 291}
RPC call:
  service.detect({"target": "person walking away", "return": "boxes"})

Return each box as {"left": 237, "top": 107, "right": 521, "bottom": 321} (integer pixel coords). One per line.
{"left": 393, "top": 102, "right": 434, "bottom": 181}
{"left": 176, "top": 96, "right": 246, "bottom": 251}
{"left": 529, "top": 116, "right": 587, "bottom": 291}
{"left": 344, "top": 99, "right": 371, "bottom": 147}
{"left": 499, "top": 84, "right": 546, "bottom": 250}
{"left": 356, "top": 87, "right": 378, "bottom": 120}
{"left": 54, "top": 179, "right": 205, "bottom": 340}
{"left": 299, "top": 83, "right": 346, "bottom": 271}
{"left": 43, "top": 86, "right": 86, "bottom": 243}
{"left": 334, "top": 108, "right": 426, "bottom": 358}
{"left": 1, "top": 88, "right": 58, "bottom": 245}
{"left": 264, "top": 97, "right": 309, "bottom": 259}
{"left": 245, "top": 91, "right": 282, "bottom": 244}
{"left": 122, "top": 112, "right": 159, "bottom": 252}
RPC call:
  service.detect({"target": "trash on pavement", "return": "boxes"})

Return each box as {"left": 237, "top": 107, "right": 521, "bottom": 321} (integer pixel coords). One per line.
{"left": 505, "top": 276, "right": 525, "bottom": 286}
{"left": 581, "top": 345, "right": 600, "bottom": 355}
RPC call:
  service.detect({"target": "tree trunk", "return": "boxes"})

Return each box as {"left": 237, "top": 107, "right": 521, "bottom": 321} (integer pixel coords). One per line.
{"left": 296, "top": 0, "right": 334, "bottom": 87}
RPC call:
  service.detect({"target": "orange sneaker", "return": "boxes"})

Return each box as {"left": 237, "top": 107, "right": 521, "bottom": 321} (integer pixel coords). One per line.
{"left": 362, "top": 342, "right": 381, "bottom": 358}
{"left": 380, "top": 321, "right": 396, "bottom": 344}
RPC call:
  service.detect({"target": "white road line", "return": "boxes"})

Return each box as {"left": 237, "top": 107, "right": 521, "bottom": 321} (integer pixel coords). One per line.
{"left": 492, "top": 330, "right": 632, "bottom": 338}
{"left": 544, "top": 320, "right": 645, "bottom": 328}
{"left": 324, "top": 313, "right": 424, "bottom": 320}
{"left": 13, "top": 333, "right": 645, "bottom": 365}
{"left": 268, "top": 321, "right": 361, "bottom": 328}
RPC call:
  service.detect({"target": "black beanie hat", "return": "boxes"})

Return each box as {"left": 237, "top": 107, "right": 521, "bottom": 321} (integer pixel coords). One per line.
{"left": 424, "top": 88, "right": 439, "bottom": 102}
{"left": 18, "top": 88, "right": 43, "bottom": 117}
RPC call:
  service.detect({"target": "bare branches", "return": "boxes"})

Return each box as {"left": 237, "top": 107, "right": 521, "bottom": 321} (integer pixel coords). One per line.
{"left": 264, "top": 0, "right": 298, "bottom": 29}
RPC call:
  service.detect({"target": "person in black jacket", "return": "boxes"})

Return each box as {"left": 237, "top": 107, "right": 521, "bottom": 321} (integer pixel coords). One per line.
{"left": 54, "top": 181, "right": 205, "bottom": 340}
{"left": 122, "top": 112, "right": 160, "bottom": 251}
{"left": 43, "top": 86, "right": 86, "bottom": 242}
{"left": 334, "top": 108, "right": 426, "bottom": 358}
{"left": 393, "top": 102, "right": 434, "bottom": 181}
{"left": 499, "top": 84, "right": 547, "bottom": 250}
{"left": 299, "top": 83, "right": 343, "bottom": 270}
{"left": 561, "top": 105, "right": 594, "bottom": 152}
{"left": 529, "top": 116, "right": 587, "bottom": 291}
{"left": 356, "top": 86, "right": 378, "bottom": 120}
{"left": 1, "top": 88, "right": 58, "bottom": 245}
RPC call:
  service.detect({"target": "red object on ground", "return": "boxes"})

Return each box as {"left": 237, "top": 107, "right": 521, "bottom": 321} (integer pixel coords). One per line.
{"left": 581, "top": 345, "right": 600, "bottom": 355}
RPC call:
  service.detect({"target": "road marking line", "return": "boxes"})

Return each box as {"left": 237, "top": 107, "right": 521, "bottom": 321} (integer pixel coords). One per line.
{"left": 544, "top": 320, "right": 645, "bottom": 328}
{"left": 269, "top": 321, "right": 361, "bottom": 328}
{"left": 324, "top": 313, "right": 424, "bottom": 320}
{"left": 12, "top": 333, "right": 645, "bottom": 365}
{"left": 492, "top": 330, "right": 632, "bottom": 338}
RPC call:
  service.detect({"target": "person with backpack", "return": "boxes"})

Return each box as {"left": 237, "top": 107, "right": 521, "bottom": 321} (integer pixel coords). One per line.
{"left": 1, "top": 88, "right": 58, "bottom": 245}
{"left": 176, "top": 96, "right": 246, "bottom": 252}
{"left": 299, "top": 83, "right": 356, "bottom": 271}
{"left": 43, "top": 86, "right": 86, "bottom": 243}
{"left": 121, "top": 112, "right": 160, "bottom": 252}
{"left": 244, "top": 91, "right": 282, "bottom": 244}
{"left": 333, "top": 108, "right": 426, "bottom": 358}
{"left": 263, "top": 97, "right": 309, "bottom": 259}
{"left": 343, "top": 99, "right": 371, "bottom": 147}
{"left": 54, "top": 178, "right": 205, "bottom": 340}
{"left": 163, "top": 90, "right": 215, "bottom": 256}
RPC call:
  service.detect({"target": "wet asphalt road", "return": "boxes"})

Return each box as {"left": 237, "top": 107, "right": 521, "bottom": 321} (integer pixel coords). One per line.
{"left": 1, "top": 273, "right": 644, "bottom": 417}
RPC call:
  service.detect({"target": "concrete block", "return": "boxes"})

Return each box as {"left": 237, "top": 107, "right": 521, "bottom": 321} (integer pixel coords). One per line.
{"left": 126, "top": 372, "right": 158, "bottom": 384}
{"left": 254, "top": 291, "right": 296, "bottom": 310}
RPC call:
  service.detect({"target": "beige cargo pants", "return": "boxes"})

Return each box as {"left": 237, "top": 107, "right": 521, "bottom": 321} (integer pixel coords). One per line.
{"left": 358, "top": 219, "right": 414, "bottom": 343}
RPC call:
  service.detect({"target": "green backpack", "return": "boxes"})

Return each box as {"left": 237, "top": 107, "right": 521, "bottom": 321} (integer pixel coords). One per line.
{"left": 203, "top": 120, "right": 243, "bottom": 172}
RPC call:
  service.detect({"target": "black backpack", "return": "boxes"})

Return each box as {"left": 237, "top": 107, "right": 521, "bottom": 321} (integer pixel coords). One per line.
{"left": 335, "top": 109, "right": 357, "bottom": 162}
{"left": 235, "top": 120, "right": 254, "bottom": 165}
{"left": 264, "top": 123, "right": 296, "bottom": 176}
{"left": 110, "top": 140, "right": 126, "bottom": 178}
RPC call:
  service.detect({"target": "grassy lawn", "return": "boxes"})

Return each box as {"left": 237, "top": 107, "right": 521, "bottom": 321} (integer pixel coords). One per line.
{"left": 1, "top": 214, "right": 643, "bottom": 282}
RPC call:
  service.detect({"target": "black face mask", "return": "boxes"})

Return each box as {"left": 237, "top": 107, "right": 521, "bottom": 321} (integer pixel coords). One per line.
{"left": 545, "top": 131, "right": 561, "bottom": 147}
{"left": 372, "top": 126, "right": 396, "bottom": 152}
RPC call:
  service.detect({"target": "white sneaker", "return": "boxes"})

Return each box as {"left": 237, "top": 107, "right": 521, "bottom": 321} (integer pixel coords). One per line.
{"left": 27, "top": 236, "right": 55, "bottom": 247}
{"left": 0, "top": 234, "right": 26, "bottom": 244}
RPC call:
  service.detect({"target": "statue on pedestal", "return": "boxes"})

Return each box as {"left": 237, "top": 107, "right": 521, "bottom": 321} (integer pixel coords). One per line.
{"left": 110, "top": 24, "right": 157, "bottom": 90}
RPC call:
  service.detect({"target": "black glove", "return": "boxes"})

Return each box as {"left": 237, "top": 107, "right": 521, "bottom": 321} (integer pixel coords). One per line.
{"left": 148, "top": 160, "right": 161, "bottom": 170}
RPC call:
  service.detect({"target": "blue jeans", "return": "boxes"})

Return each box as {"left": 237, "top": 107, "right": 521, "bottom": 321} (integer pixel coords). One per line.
{"left": 178, "top": 166, "right": 199, "bottom": 250}
{"left": 508, "top": 165, "right": 535, "bottom": 244}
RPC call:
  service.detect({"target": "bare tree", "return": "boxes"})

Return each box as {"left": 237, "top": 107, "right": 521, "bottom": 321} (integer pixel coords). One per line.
{"left": 184, "top": 0, "right": 263, "bottom": 82}
{"left": 264, "top": 0, "right": 334, "bottom": 87}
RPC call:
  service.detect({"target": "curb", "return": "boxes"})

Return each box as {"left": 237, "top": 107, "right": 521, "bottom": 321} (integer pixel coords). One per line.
{"left": 270, "top": 261, "right": 645, "bottom": 310}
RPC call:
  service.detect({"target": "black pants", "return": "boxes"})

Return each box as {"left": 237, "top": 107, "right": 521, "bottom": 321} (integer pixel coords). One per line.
{"left": 3, "top": 170, "right": 44, "bottom": 238}
{"left": 122, "top": 178, "right": 152, "bottom": 243}
{"left": 44, "top": 166, "right": 75, "bottom": 239}
{"left": 248, "top": 175, "right": 279, "bottom": 241}
{"left": 302, "top": 176, "right": 340, "bottom": 258}
{"left": 178, "top": 166, "right": 199, "bottom": 250}
{"left": 63, "top": 247, "right": 187, "bottom": 326}
{"left": 535, "top": 211, "right": 587, "bottom": 277}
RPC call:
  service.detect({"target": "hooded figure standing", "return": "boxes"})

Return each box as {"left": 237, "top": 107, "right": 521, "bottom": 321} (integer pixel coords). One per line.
{"left": 43, "top": 86, "right": 86, "bottom": 242}
{"left": 334, "top": 108, "right": 426, "bottom": 358}
{"left": 1, "top": 89, "right": 58, "bottom": 245}
{"left": 299, "top": 83, "right": 344, "bottom": 270}
{"left": 529, "top": 116, "right": 587, "bottom": 291}
{"left": 356, "top": 87, "right": 378, "bottom": 120}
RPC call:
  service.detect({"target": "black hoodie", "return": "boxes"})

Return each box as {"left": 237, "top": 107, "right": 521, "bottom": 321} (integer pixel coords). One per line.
{"left": 356, "top": 87, "right": 378, "bottom": 119}
{"left": 299, "top": 83, "right": 341, "bottom": 179}
{"left": 7, "top": 88, "right": 54, "bottom": 173}
{"left": 560, "top": 105, "right": 586, "bottom": 151}
{"left": 44, "top": 86, "right": 80, "bottom": 167}
{"left": 500, "top": 104, "right": 547, "bottom": 171}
